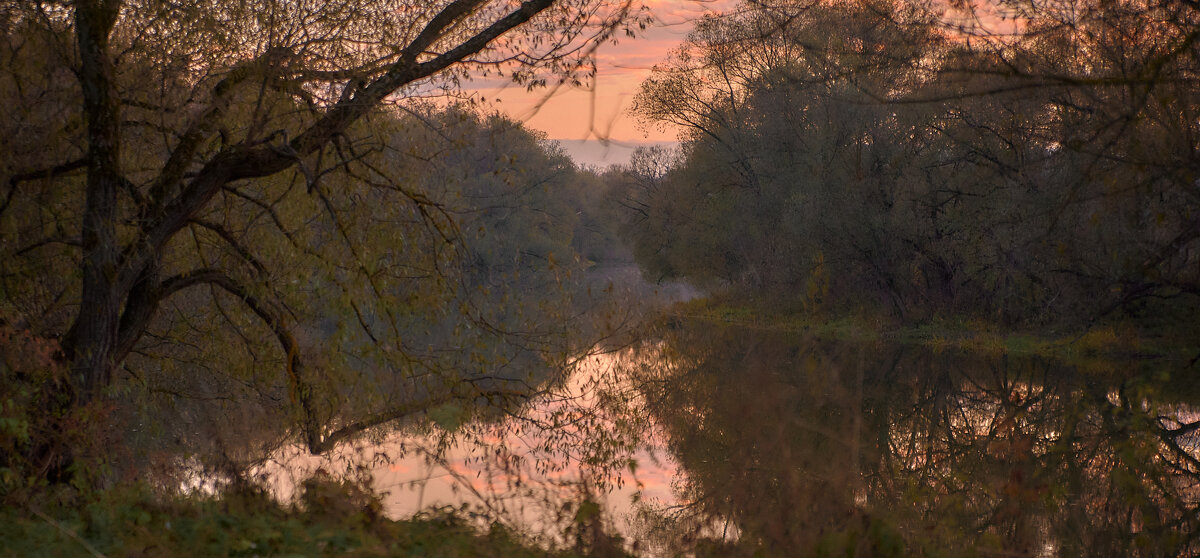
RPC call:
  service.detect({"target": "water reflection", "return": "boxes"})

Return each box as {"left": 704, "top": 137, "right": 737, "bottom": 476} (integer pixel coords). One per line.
{"left": 630, "top": 320, "right": 1200, "bottom": 556}
{"left": 253, "top": 319, "right": 1200, "bottom": 556}
{"left": 257, "top": 350, "right": 679, "bottom": 547}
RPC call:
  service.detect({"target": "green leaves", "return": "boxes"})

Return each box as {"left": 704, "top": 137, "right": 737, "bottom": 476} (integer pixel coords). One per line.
{"left": 428, "top": 402, "right": 469, "bottom": 432}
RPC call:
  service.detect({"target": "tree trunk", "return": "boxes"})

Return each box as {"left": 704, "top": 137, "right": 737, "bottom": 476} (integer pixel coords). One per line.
{"left": 68, "top": 0, "right": 125, "bottom": 402}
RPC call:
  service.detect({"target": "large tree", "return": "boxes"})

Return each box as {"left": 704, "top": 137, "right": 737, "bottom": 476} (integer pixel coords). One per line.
{"left": 0, "top": 0, "right": 642, "bottom": 456}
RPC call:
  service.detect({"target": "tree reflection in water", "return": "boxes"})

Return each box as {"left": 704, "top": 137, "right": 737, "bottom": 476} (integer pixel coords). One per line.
{"left": 629, "top": 320, "right": 1200, "bottom": 556}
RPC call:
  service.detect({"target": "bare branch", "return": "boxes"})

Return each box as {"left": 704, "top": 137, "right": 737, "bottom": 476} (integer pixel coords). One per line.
{"left": 157, "top": 268, "right": 323, "bottom": 451}
{"left": 125, "top": 0, "right": 562, "bottom": 297}
{"left": 7, "top": 158, "right": 88, "bottom": 186}
{"left": 189, "top": 219, "right": 268, "bottom": 277}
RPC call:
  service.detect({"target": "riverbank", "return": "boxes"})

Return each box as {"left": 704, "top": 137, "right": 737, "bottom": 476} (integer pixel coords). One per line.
{"left": 1, "top": 479, "right": 627, "bottom": 557}
{"left": 667, "top": 297, "right": 1198, "bottom": 370}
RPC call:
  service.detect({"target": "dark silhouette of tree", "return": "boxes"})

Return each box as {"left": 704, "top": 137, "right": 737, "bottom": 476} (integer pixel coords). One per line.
{"left": 0, "top": 0, "right": 644, "bottom": 458}
{"left": 625, "top": 0, "right": 1200, "bottom": 326}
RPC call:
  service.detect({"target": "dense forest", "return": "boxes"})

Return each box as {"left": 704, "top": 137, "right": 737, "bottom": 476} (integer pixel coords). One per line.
{"left": 619, "top": 0, "right": 1200, "bottom": 329}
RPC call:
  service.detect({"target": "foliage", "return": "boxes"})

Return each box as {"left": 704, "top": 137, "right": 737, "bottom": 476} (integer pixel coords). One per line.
{"left": 0, "top": 325, "right": 117, "bottom": 495}
{"left": 0, "top": 475, "right": 627, "bottom": 557}
{"left": 3, "top": 97, "right": 649, "bottom": 491}
{"left": 0, "top": 0, "right": 649, "bottom": 488}
{"left": 623, "top": 0, "right": 1200, "bottom": 330}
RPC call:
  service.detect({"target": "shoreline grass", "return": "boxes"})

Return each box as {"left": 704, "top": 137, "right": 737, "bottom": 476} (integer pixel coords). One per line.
{"left": 1, "top": 479, "right": 622, "bottom": 558}
{"left": 667, "top": 297, "right": 1198, "bottom": 367}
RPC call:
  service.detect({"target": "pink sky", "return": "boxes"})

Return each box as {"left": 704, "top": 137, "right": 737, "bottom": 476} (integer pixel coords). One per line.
{"left": 466, "top": 0, "right": 736, "bottom": 165}
{"left": 461, "top": 0, "right": 1016, "bottom": 166}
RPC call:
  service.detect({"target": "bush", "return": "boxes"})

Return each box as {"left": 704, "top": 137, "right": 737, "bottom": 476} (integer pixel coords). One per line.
{"left": 1, "top": 324, "right": 116, "bottom": 497}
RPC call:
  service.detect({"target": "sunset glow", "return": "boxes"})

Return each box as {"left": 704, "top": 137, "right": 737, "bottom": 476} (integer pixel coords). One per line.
{"left": 469, "top": 0, "right": 737, "bottom": 165}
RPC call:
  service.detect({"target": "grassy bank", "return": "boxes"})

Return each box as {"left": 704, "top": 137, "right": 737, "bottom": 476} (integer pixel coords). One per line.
{"left": 0, "top": 478, "right": 626, "bottom": 558}
{"left": 669, "top": 297, "right": 1198, "bottom": 368}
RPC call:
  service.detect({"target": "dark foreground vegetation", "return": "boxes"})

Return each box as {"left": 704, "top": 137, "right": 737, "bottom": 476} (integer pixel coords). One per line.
{"left": 2, "top": 320, "right": 633, "bottom": 556}
{"left": 2, "top": 480, "right": 609, "bottom": 557}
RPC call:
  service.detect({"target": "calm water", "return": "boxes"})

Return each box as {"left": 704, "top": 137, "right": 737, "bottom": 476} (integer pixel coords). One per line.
{"left": 265, "top": 318, "right": 1200, "bottom": 556}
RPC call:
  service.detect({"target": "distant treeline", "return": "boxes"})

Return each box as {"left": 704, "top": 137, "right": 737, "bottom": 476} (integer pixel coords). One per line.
{"left": 613, "top": 0, "right": 1200, "bottom": 328}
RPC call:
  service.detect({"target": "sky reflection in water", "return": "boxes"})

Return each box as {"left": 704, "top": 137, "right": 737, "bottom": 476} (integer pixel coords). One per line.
{"left": 264, "top": 320, "right": 1200, "bottom": 555}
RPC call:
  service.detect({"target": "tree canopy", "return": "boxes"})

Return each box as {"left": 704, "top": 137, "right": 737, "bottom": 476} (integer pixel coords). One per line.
{"left": 0, "top": 0, "right": 645, "bottom": 472}
{"left": 624, "top": 0, "right": 1200, "bottom": 326}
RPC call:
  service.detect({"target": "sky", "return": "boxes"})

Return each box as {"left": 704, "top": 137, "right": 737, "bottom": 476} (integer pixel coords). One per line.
{"left": 455, "top": 0, "right": 1019, "bottom": 167}
{"left": 464, "top": 0, "right": 736, "bottom": 167}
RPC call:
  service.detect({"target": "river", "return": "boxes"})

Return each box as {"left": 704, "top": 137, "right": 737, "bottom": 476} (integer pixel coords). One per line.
{"left": 259, "top": 316, "right": 1200, "bottom": 556}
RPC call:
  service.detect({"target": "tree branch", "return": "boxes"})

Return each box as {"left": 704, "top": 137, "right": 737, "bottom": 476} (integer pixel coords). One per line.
{"left": 311, "top": 386, "right": 533, "bottom": 454}
{"left": 189, "top": 219, "right": 268, "bottom": 277}
{"left": 7, "top": 158, "right": 88, "bottom": 186}
{"left": 124, "top": 0, "right": 560, "bottom": 297}
{"left": 2, "top": 158, "right": 88, "bottom": 221}
{"left": 143, "top": 53, "right": 274, "bottom": 219}
{"left": 148, "top": 268, "right": 323, "bottom": 450}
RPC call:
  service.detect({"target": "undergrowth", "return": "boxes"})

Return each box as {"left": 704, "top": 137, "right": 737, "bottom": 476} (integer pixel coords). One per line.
{"left": 0, "top": 323, "right": 630, "bottom": 558}
{"left": 0, "top": 478, "right": 622, "bottom": 557}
